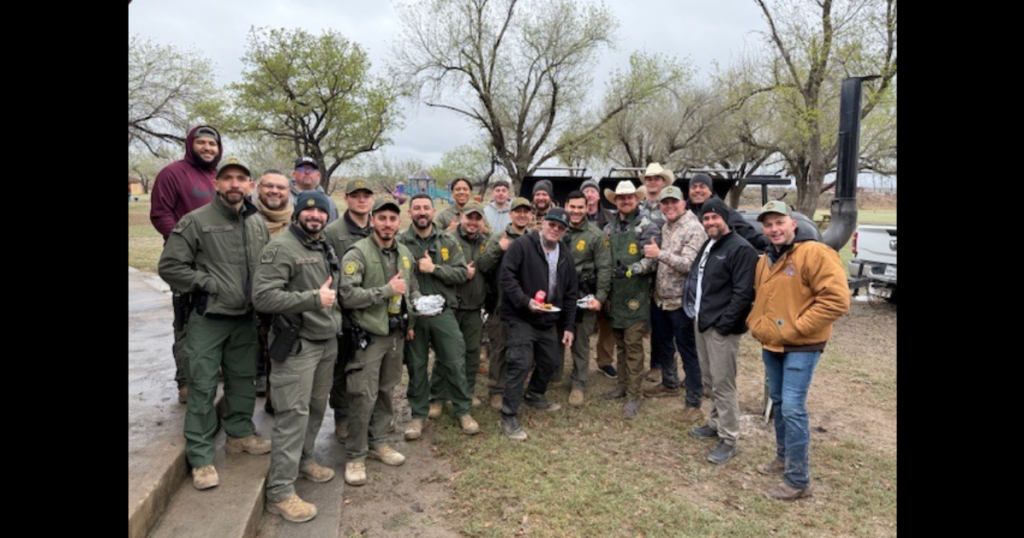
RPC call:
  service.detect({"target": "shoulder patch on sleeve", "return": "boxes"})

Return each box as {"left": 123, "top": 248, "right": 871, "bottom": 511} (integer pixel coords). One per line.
{"left": 261, "top": 245, "right": 279, "bottom": 264}
{"left": 172, "top": 217, "right": 192, "bottom": 234}
{"left": 344, "top": 261, "right": 358, "bottom": 275}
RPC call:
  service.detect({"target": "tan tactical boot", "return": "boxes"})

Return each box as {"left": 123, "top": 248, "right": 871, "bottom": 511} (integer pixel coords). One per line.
{"left": 679, "top": 405, "right": 704, "bottom": 423}
{"left": 299, "top": 460, "right": 335, "bottom": 483}
{"left": 459, "top": 414, "right": 480, "bottom": 435}
{"left": 471, "top": 396, "right": 482, "bottom": 408}
{"left": 757, "top": 458, "right": 786, "bottom": 476}
{"left": 335, "top": 422, "right": 349, "bottom": 442}
{"left": 344, "top": 462, "right": 367, "bottom": 486}
{"left": 428, "top": 402, "right": 443, "bottom": 419}
{"left": 191, "top": 465, "right": 219, "bottom": 490}
{"left": 490, "top": 394, "right": 503, "bottom": 410}
{"left": 568, "top": 388, "right": 584, "bottom": 407}
{"left": 226, "top": 434, "right": 272, "bottom": 455}
{"left": 368, "top": 445, "right": 406, "bottom": 466}
{"left": 267, "top": 493, "right": 317, "bottom": 523}
{"left": 766, "top": 481, "right": 812, "bottom": 501}
{"left": 404, "top": 418, "right": 424, "bottom": 441}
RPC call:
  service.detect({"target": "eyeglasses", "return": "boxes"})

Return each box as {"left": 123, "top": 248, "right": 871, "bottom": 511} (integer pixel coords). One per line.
{"left": 294, "top": 166, "right": 317, "bottom": 173}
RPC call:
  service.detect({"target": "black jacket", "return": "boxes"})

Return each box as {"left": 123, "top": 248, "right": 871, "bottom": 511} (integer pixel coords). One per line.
{"left": 500, "top": 231, "right": 578, "bottom": 334}
{"left": 685, "top": 231, "right": 758, "bottom": 335}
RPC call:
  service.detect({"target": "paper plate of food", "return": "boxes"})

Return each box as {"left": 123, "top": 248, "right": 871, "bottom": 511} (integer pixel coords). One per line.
{"left": 537, "top": 303, "right": 561, "bottom": 313}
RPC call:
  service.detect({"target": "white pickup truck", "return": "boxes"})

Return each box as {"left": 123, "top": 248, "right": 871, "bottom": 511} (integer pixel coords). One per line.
{"left": 848, "top": 224, "right": 897, "bottom": 303}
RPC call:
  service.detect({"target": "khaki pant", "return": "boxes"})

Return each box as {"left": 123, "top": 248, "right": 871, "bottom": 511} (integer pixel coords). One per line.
{"left": 614, "top": 320, "right": 648, "bottom": 399}
{"left": 694, "top": 326, "right": 741, "bottom": 445}
{"left": 595, "top": 311, "right": 615, "bottom": 368}
{"left": 346, "top": 330, "right": 404, "bottom": 462}
{"left": 568, "top": 311, "right": 597, "bottom": 390}
{"left": 266, "top": 336, "right": 336, "bottom": 503}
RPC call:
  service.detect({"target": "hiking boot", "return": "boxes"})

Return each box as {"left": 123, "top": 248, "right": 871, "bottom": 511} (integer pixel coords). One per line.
{"left": 344, "top": 462, "right": 367, "bottom": 486}
{"left": 524, "top": 397, "right": 561, "bottom": 412}
{"left": 679, "top": 405, "right": 704, "bottom": 423}
{"left": 191, "top": 465, "right": 219, "bottom": 490}
{"left": 335, "top": 421, "right": 349, "bottom": 442}
{"left": 459, "top": 414, "right": 480, "bottom": 435}
{"left": 602, "top": 387, "right": 627, "bottom": 400}
{"left": 599, "top": 365, "right": 618, "bottom": 379}
{"left": 404, "top": 419, "right": 424, "bottom": 441}
{"left": 368, "top": 445, "right": 406, "bottom": 466}
{"left": 501, "top": 416, "right": 528, "bottom": 441}
{"left": 267, "top": 493, "right": 317, "bottom": 523}
{"left": 428, "top": 401, "right": 443, "bottom": 419}
{"left": 490, "top": 394, "right": 503, "bottom": 410}
{"left": 758, "top": 457, "right": 786, "bottom": 475}
{"left": 226, "top": 434, "right": 271, "bottom": 455}
{"left": 644, "top": 369, "right": 662, "bottom": 384}
{"left": 707, "top": 440, "right": 737, "bottom": 465}
{"left": 299, "top": 460, "right": 335, "bottom": 483}
{"left": 689, "top": 424, "right": 718, "bottom": 439}
{"left": 472, "top": 396, "right": 482, "bottom": 408}
{"left": 766, "top": 481, "right": 812, "bottom": 501}
{"left": 622, "top": 398, "right": 641, "bottom": 419}
{"left": 643, "top": 384, "right": 682, "bottom": 398}
{"left": 568, "top": 388, "right": 584, "bottom": 407}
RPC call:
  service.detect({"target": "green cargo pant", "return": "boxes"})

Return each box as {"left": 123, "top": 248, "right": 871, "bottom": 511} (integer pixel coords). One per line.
{"left": 596, "top": 311, "right": 616, "bottom": 368}
{"left": 346, "top": 330, "right": 404, "bottom": 462}
{"left": 434, "top": 309, "right": 483, "bottom": 400}
{"left": 266, "top": 336, "right": 337, "bottom": 503}
{"left": 329, "top": 329, "right": 355, "bottom": 426}
{"left": 569, "top": 311, "right": 597, "bottom": 390}
{"left": 487, "top": 312, "right": 508, "bottom": 395}
{"left": 184, "top": 314, "right": 258, "bottom": 468}
{"left": 405, "top": 309, "right": 471, "bottom": 419}
{"left": 614, "top": 320, "right": 648, "bottom": 400}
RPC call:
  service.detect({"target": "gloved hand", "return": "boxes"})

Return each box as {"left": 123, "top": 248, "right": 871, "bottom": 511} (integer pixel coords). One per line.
{"left": 614, "top": 262, "right": 632, "bottom": 279}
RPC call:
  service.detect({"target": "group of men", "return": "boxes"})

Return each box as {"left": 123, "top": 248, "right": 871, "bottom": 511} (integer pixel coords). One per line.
{"left": 149, "top": 126, "right": 850, "bottom": 523}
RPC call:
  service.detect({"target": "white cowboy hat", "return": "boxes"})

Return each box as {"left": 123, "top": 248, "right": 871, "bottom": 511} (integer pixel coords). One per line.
{"left": 604, "top": 180, "right": 647, "bottom": 204}
{"left": 639, "top": 162, "right": 675, "bottom": 183}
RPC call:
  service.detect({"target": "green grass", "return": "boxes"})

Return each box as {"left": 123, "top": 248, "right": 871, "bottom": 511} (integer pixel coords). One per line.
{"left": 128, "top": 196, "right": 164, "bottom": 272}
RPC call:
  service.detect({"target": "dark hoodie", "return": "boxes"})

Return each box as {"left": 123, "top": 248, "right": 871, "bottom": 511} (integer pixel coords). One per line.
{"left": 150, "top": 125, "right": 223, "bottom": 238}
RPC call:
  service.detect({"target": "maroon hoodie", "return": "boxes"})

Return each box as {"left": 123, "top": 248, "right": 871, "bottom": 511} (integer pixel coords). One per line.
{"left": 149, "top": 125, "right": 222, "bottom": 238}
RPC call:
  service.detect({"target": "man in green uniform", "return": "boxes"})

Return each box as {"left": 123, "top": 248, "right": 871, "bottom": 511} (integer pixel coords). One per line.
{"left": 476, "top": 197, "right": 534, "bottom": 409}
{"left": 398, "top": 194, "right": 481, "bottom": 439}
{"left": 323, "top": 178, "right": 375, "bottom": 442}
{"left": 441, "top": 201, "right": 490, "bottom": 407}
{"left": 434, "top": 177, "right": 490, "bottom": 233}
{"left": 253, "top": 191, "right": 341, "bottom": 523}
{"left": 600, "top": 181, "right": 659, "bottom": 419}
{"left": 339, "top": 199, "right": 421, "bottom": 486}
{"left": 557, "top": 191, "right": 611, "bottom": 406}
{"left": 157, "top": 157, "right": 271, "bottom": 490}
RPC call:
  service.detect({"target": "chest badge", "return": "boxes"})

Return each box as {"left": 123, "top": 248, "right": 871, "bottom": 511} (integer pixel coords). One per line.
{"left": 628, "top": 242, "right": 638, "bottom": 255}
{"left": 576, "top": 239, "right": 586, "bottom": 251}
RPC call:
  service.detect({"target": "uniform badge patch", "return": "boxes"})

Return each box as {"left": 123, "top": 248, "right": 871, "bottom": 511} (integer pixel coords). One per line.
{"left": 403, "top": 256, "right": 412, "bottom": 270}
{"left": 628, "top": 242, "right": 638, "bottom": 255}
{"left": 479, "top": 243, "right": 487, "bottom": 254}
{"left": 344, "top": 261, "right": 358, "bottom": 275}
{"left": 260, "top": 246, "right": 278, "bottom": 263}
{"left": 576, "top": 239, "right": 586, "bottom": 251}
{"left": 441, "top": 247, "right": 450, "bottom": 261}
{"left": 628, "top": 299, "right": 640, "bottom": 310}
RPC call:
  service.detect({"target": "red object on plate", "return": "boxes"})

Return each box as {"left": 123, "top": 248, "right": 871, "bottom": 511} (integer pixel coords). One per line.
{"left": 534, "top": 290, "right": 547, "bottom": 304}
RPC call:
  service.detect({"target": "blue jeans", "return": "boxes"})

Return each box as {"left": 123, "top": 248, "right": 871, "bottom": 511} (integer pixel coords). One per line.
{"left": 650, "top": 304, "right": 702, "bottom": 407}
{"left": 763, "top": 349, "right": 820, "bottom": 490}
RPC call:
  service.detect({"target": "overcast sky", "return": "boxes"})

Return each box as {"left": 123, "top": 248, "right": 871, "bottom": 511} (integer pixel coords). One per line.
{"left": 129, "top": 0, "right": 768, "bottom": 166}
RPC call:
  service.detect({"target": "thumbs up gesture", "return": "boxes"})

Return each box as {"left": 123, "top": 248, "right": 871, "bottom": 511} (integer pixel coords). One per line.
{"left": 499, "top": 233, "right": 511, "bottom": 251}
{"left": 419, "top": 251, "right": 436, "bottom": 274}
{"left": 466, "top": 261, "right": 476, "bottom": 280}
{"left": 389, "top": 269, "right": 406, "bottom": 295}
{"left": 643, "top": 237, "right": 661, "bottom": 258}
{"left": 319, "top": 276, "right": 336, "bottom": 307}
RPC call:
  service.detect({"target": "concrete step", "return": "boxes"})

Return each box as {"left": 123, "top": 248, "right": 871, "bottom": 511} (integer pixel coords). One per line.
{"left": 148, "top": 408, "right": 275, "bottom": 538}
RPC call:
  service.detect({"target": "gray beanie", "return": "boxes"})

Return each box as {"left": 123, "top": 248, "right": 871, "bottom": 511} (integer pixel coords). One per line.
{"left": 689, "top": 173, "right": 713, "bottom": 190}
